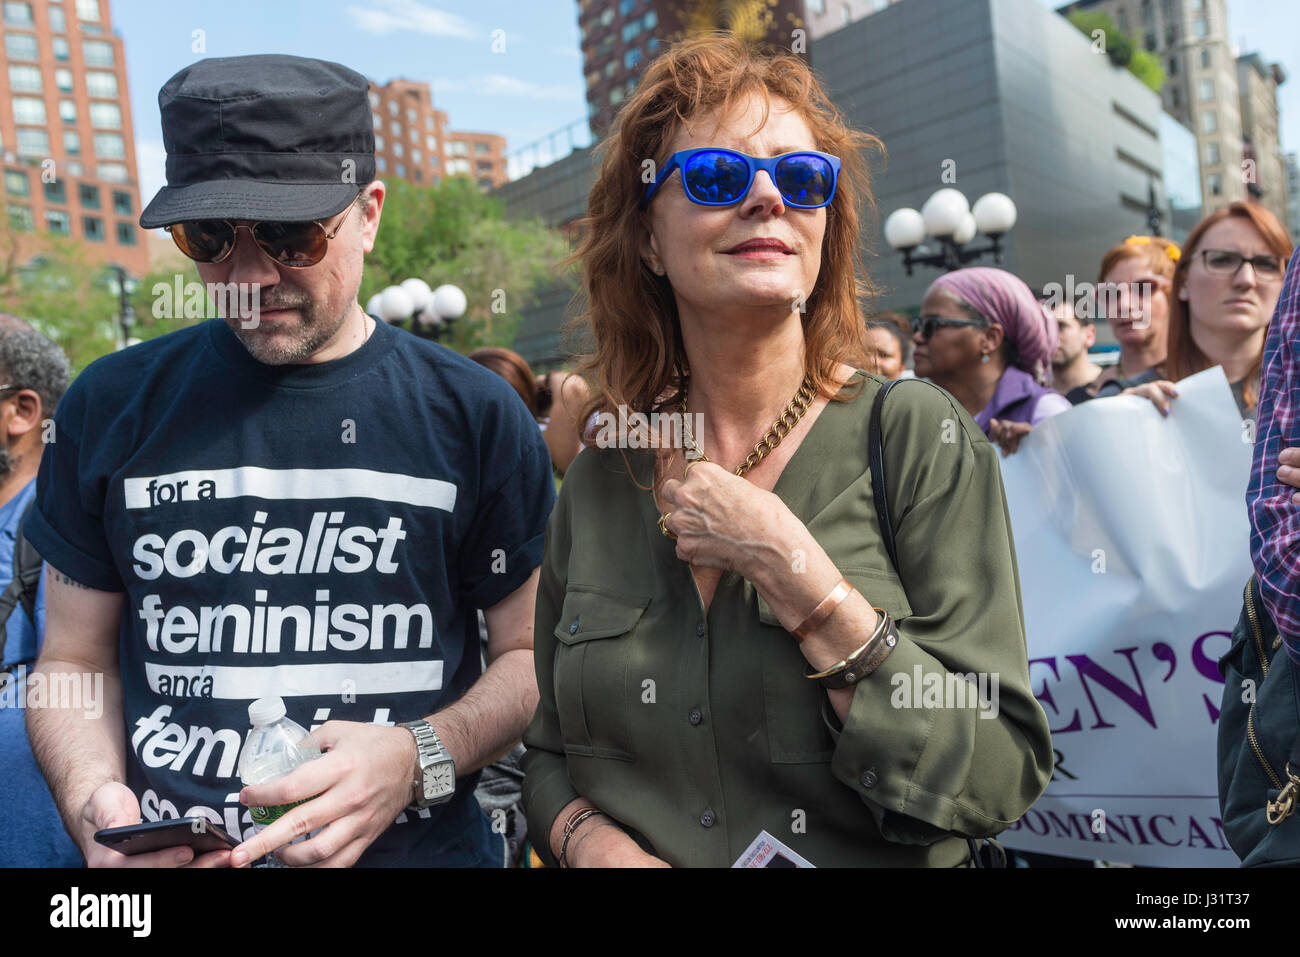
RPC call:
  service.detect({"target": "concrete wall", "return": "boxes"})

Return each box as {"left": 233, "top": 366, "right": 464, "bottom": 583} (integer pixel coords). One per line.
{"left": 814, "top": 0, "right": 1167, "bottom": 320}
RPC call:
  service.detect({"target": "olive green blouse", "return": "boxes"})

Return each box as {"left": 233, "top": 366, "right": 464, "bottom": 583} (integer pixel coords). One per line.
{"left": 521, "top": 371, "right": 1053, "bottom": 867}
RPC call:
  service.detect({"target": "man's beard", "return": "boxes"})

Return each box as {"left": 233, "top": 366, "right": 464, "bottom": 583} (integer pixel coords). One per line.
{"left": 0, "top": 446, "right": 13, "bottom": 484}
{"left": 224, "top": 285, "right": 352, "bottom": 365}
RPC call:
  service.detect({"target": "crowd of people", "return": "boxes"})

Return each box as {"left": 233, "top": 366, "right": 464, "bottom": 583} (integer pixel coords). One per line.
{"left": 856, "top": 205, "right": 1290, "bottom": 456}
{"left": 2, "top": 35, "right": 1298, "bottom": 870}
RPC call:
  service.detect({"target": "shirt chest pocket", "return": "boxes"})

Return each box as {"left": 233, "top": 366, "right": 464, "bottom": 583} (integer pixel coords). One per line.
{"left": 757, "top": 567, "right": 912, "bottom": 764}
{"left": 552, "top": 586, "right": 649, "bottom": 763}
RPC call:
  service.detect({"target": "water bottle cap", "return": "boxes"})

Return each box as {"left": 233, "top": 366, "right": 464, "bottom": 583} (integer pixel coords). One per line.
{"left": 248, "top": 696, "right": 286, "bottom": 726}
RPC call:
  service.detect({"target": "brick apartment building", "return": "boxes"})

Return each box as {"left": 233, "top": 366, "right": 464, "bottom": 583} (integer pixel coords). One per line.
{"left": 368, "top": 77, "right": 507, "bottom": 192}
{"left": 0, "top": 0, "right": 146, "bottom": 275}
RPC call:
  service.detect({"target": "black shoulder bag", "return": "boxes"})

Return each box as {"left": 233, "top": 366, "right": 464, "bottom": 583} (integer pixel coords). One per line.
{"left": 1216, "top": 573, "right": 1300, "bottom": 866}
{"left": 868, "top": 378, "right": 1006, "bottom": 869}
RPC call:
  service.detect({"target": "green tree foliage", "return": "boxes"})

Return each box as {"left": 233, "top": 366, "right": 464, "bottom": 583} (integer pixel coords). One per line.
{"left": 2, "top": 212, "right": 228, "bottom": 373}
{"left": 359, "top": 176, "right": 571, "bottom": 353}
{"left": 1067, "top": 10, "right": 1165, "bottom": 93}
{"left": 1128, "top": 48, "right": 1167, "bottom": 93}
{"left": 0, "top": 221, "right": 187, "bottom": 374}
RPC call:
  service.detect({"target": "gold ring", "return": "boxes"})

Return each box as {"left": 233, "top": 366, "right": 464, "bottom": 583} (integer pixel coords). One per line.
{"left": 684, "top": 459, "right": 700, "bottom": 478}
{"left": 658, "top": 512, "right": 676, "bottom": 539}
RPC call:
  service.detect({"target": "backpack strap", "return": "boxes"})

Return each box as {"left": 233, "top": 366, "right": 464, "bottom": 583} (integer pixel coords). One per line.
{"left": 14, "top": 500, "right": 41, "bottom": 625}
{"left": 0, "top": 499, "right": 40, "bottom": 670}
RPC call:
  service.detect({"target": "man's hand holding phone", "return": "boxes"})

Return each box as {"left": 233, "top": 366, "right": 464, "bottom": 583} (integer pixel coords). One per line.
{"left": 84, "top": 782, "right": 233, "bottom": 868}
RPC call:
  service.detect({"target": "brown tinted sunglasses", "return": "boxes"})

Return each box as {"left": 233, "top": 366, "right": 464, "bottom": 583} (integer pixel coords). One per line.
{"left": 165, "top": 194, "right": 361, "bottom": 267}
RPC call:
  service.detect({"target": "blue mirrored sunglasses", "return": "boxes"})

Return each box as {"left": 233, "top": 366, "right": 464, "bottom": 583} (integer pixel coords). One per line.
{"left": 640, "top": 148, "right": 841, "bottom": 210}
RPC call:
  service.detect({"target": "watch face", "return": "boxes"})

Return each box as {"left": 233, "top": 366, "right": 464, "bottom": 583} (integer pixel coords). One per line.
{"left": 423, "top": 762, "right": 455, "bottom": 798}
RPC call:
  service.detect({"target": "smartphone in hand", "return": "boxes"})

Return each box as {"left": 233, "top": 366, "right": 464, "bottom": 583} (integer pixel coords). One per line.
{"left": 94, "top": 817, "right": 239, "bottom": 856}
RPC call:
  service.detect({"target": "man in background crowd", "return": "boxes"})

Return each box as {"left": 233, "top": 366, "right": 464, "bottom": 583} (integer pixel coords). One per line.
{"left": 0, "top": 314, "right": 75, "bottom": 866}
{"left": 1049, "top": 298, "right": 1102, "bottom": 403}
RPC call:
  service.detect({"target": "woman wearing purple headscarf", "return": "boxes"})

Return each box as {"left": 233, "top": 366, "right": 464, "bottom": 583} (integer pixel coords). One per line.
{"left": 912, "top": 267, "right": 1072, "bottom": 455}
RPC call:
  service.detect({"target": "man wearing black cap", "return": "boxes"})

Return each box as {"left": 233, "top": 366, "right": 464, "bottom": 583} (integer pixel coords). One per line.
{"left": 25, "top": 55, "right": 555, "bottom": 867}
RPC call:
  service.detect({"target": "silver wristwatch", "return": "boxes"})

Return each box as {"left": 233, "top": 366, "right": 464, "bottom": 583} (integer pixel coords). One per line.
{"left": 399, "top": 719, "right": 455, "bottom": 809}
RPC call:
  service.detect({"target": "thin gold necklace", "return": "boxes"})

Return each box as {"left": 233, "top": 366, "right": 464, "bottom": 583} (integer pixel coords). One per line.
{"left": 681, "top": 374, "right": 816, "bottom": 476}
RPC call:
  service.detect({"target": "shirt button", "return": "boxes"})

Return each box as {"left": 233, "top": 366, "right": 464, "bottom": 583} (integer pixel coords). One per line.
{"left": 696, "top": 620, "right": 706, "bottom": 637}
{"left": 688, "top": 707, "right": 703, "bottom": 726}
{"left": 699, "top": 808, "right": 716, "bottom": 828}
{"left": 860, "top": 769, "right": 878, "bottom": 789}
{"left": 569, "top": 619, "right": 579, "bottom": 635}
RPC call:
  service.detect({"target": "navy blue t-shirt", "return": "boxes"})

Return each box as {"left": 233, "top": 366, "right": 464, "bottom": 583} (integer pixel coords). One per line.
{"left": 26, "top": 316, "right": 556, "bottom": 866}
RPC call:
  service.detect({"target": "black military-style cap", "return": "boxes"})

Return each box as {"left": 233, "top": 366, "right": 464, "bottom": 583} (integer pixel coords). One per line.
{"left": 140, "top": 54, "right": 376, "bottom": 228}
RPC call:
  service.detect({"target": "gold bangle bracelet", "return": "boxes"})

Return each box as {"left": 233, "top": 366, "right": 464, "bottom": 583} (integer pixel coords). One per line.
{"left": 793, "top": 578, "right": 852, "bottom": 641}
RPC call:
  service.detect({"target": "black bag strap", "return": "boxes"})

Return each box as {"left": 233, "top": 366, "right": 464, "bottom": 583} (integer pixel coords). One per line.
{"left": 0, "top": 499, "right": 41, "bottom": 671}
{"left": 868, "top": 377, "right": 905, "bottom": 574}
{"left": 868, "top": 377, "right": 1004, "bottom": 869}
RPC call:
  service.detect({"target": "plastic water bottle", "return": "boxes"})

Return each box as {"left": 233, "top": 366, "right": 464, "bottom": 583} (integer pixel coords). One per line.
{"left": 237, "top": 696, "right": 322, "bottom": 867}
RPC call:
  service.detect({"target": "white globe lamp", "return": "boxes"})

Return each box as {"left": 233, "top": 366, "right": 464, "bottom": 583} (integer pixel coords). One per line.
{"left": 378, "top": 285, "right": 415, "bottom": 323}
{"left": 432, "top": 284, "right": 467, "bottom": 322}
{"left": 952, "top": 212, "right": 978, "bottom": 246}
{"left": 972, "top": 192, "right": 1017, "bottom": 236}
{"left": 920, "top": 188, "right": 970, "bottom": 238}
{"left": 883, "top": 207, "right": 926, "bottom": 250}
{"left": 399, "top": 277, "right": 433, "bottom": 317}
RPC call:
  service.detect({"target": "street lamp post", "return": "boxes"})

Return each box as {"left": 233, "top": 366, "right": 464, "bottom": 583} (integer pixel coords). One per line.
{"left": 1145, "top": 178, "right": 1164, "bottom": 237}
{"left": 106, "top": 265, "right": 139, "bottom": 349}
{"left": 883, "top": 189, "right": 1018, "bottom": 275}
{"left": 368, "top": 280, "right": 467, "bottom": 343}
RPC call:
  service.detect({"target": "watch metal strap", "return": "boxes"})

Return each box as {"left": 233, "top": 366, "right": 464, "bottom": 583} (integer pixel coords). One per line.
{"left": 401, "top": 719, "right": 448, "bottom": 800}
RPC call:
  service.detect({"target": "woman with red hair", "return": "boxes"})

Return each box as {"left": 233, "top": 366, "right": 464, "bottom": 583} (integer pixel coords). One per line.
{"left": 1118, "top": 203, "right": 1292, "bottom": 420}
{"left": 1069, "top": 234, "right": 1181, "bottom": 403}
{"left": 521, "top": 34, "right": 1051, "bottom": 868}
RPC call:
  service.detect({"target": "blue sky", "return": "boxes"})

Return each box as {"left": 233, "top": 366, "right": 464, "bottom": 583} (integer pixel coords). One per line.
{"left": 113, "top": 0, "right": 1296, "bottom": 207}
{"left": 114, "top": 0, "right": 590, "bottom": 203}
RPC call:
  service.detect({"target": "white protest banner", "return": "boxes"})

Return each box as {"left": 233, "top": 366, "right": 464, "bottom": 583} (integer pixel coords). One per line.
{"left": 996, "top": 367, "right": 1250, "bottom": 867}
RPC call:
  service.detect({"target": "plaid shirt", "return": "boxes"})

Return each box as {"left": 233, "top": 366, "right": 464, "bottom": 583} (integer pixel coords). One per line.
{"left": 1247, "top": 249, "right": 1300, "bottom": 661}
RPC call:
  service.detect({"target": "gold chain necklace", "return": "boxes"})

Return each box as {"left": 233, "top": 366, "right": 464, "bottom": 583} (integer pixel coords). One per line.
{"left": 681, "top": 374, "right": 816, "bottom": 476}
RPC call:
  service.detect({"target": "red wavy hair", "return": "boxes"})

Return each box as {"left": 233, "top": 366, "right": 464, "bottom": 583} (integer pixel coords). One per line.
{"left": 565, "top": 33, "right": 885, "bottom": 456}
{"left": 1167, "top": 202, "right": 1293, "bottom": 410}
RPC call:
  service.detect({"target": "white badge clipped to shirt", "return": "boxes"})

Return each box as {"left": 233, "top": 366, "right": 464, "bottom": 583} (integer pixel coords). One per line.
{"left": 732, "top": 830, "right": 815, "bottom": 868}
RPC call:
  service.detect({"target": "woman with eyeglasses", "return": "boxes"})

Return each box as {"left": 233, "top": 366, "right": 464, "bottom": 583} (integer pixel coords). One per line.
{"left": 1115, "top": 203, "right": 1292, "bottom": 422}
{"left": 520, "top": 35, "right": 1052, "bottom": 868}
{"left": 911, "top": 267, "right": 1071, "bottom": 456}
